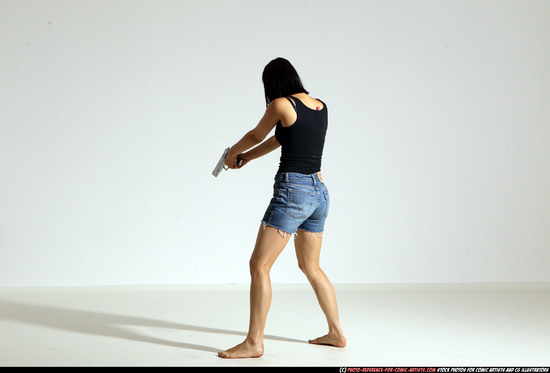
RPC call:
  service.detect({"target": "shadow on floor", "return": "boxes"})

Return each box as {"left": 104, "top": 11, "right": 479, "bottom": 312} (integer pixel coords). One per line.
{"left": 0, "top": 300, "right": 305, "bottom": 354}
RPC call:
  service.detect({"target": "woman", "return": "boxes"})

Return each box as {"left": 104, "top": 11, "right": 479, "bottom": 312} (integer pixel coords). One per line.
{"left": 218, "top": 58, "right": 346, "bottom": 359}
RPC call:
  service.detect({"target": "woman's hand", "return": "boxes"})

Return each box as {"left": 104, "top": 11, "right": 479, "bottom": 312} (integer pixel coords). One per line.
{"left": 237, "top": 154, "right": 250, "bottom": 168}
{"left": 224, "top": 150, "right": 239, "bottom": 169}
{"left": 225, "top": 149, "right": 250, "bottom": 170}
{"left": 224, "top": 149, "right": 248, "bottom": 169}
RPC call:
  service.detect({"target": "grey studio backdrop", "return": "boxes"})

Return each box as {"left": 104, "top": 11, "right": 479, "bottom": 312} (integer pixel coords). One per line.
{"left": 1, "top": 0, "right": 549, "bottom": 287}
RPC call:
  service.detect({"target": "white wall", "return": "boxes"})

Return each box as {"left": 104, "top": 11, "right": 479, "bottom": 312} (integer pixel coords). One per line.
{"left": 1, "top": 0, "right": 549, "bottom": 286}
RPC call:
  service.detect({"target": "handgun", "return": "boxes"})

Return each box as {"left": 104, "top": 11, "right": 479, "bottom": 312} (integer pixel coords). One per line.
{"left": 212, "top": 147, "right": 243, "bottom": 177}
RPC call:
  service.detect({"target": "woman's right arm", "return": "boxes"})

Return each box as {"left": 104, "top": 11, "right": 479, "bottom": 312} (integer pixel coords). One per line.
{"left": 238, "top": 135, "right": 280, "bottom": 167}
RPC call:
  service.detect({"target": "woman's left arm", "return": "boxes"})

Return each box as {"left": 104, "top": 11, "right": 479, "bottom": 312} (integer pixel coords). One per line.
{"left": 225, "top": 100, "right": 282, "bottom": 168}
{"left": 238, "top": 135, "right": 280, "bottom": 167}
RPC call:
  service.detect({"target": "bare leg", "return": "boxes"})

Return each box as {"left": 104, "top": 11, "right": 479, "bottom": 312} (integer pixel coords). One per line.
{"left": 218, "top": 224, "right": 291, "bottom": 358}
{"left": 294, "top": 230, "right": 346, "bottom": 347}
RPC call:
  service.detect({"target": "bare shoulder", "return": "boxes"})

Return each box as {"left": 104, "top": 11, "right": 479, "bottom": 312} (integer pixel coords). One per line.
{"left": 269, "top": 97, "right": 297, "bottom": 127}
{"left": 269, "top": 97, "right": 294, "bottom": 111}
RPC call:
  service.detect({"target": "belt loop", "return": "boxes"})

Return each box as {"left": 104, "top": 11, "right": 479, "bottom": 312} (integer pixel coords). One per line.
{"left": 284, "top": 173, "right": 289, "bottom": 184}
{"left": 311, "top": 174, "right": 316, "bottom": 185}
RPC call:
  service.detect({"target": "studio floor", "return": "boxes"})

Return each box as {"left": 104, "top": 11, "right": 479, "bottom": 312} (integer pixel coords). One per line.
{"left": 0, "top": 283, "right": 549, "bottom": 367}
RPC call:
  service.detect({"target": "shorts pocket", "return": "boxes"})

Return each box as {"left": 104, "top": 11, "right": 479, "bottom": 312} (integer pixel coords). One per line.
{"left": 286, "top": 187, "right": 315, "bottom": 220}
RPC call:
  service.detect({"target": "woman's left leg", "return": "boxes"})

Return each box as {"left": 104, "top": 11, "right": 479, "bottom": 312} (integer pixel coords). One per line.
{"left": 218, "top": 224, "right": 291, "bottom": 358}
{"left": 294, "top": 229, "right": 346, "bottom": 347}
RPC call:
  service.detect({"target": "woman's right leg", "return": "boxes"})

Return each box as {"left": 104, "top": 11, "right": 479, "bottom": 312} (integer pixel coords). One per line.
{"left": 294, "top": 230, "right": 346, "bottom": 347}
{"left": 218, "top": 224, "right": 291, "bottom": 358}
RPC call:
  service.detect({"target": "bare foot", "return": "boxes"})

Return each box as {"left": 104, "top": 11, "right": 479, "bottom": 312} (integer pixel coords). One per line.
{"left": 308, "top": 333, "right": 346, "bottom": 348}
{"left": 217, "top": 340, "right": 264, "bottom": 359}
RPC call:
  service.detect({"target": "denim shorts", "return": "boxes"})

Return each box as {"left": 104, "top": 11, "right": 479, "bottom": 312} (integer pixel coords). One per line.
{"left": 261, "top": 172, "right": 330, "bottom": 235}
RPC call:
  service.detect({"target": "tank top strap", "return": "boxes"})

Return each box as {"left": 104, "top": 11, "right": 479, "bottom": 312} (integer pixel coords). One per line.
{"left": 285, "top": 96, "right": 298, "bottom": 113}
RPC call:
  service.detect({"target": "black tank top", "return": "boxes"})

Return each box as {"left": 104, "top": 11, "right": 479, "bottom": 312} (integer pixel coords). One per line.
{"left": 275, "top": 96, "right": 328, "bottom": 174}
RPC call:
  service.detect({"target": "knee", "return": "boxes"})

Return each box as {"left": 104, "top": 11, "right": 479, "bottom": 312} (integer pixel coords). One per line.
{"left": 298, "top": 261, "right": 321, "bottom": 278}
{"left": 249, "top": 257, "right": 270, "bottom": 277}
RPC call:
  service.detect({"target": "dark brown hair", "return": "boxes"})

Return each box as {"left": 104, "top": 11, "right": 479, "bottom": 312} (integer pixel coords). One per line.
{"left": 262, "top": 57, "right": 308, "bottom": 106}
